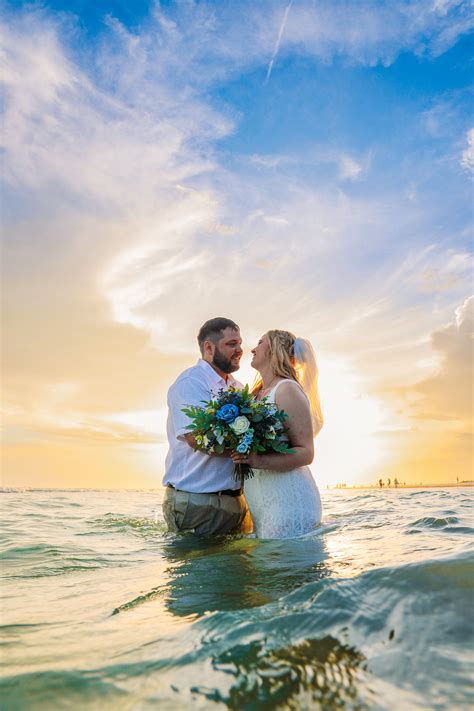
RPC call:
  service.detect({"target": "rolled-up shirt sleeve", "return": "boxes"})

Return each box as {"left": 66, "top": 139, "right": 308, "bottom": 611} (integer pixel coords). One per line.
{"left": 168, "top": 377, "right": 212, "bottom": 440}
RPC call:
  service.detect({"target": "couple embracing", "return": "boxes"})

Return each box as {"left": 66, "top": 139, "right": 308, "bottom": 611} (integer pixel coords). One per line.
{"left": 162, "top": 317, "right": 323, "bottom": 540}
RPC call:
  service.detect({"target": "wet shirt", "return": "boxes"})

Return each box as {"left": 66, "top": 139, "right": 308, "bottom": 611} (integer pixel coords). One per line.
{"left": 163, "top": 359, "right": 243, "bottom": 493}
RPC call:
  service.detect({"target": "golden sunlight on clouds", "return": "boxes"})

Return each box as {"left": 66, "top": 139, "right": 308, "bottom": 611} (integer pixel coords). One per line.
{"left": 2, "top": 7, "right": 472, "bottom": 491}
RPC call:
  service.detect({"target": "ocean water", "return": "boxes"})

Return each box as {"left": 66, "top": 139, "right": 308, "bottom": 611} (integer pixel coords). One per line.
{"left": 1, "top": 487, "right": 473, "bottom": 710}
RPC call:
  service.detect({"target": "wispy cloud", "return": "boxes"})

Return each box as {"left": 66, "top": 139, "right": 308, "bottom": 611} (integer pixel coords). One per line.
{"left": 260, "top": 0, "right": 473, "bottom": 66}
{"left": 460, "top": 127, "right": 474, "bottom": 173}
{"left": 339, "top": 154, "right": 365, "bottom": 181}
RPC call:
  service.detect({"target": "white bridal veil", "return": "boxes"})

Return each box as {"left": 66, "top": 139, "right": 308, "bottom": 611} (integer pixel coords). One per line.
{"left": 293, "top": 338, "right": 324, "bottom": 436}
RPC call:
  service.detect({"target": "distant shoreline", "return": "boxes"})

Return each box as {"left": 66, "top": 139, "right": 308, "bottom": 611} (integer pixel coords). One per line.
{"left": 329, "top": 483, "right": 474, "bottom": 490}
{"left": 1, "top": 483, "right": 473, "bottom": 493}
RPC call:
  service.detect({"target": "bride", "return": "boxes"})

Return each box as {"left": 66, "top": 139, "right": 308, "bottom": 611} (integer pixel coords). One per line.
{"left": 231, "top": 329, "right": 323, "bottom": 539}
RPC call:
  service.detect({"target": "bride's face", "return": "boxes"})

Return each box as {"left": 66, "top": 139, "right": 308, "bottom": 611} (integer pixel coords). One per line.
{"left": 250, "top": 335, "right": 270, "bottom": 370}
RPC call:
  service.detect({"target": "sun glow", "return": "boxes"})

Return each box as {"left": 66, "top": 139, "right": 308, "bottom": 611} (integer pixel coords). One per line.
{"left": 235, "top": 355, "right": 391, "bottom": 488}
{"left": 315, "top": 356, "right": 391, "bottom": 487}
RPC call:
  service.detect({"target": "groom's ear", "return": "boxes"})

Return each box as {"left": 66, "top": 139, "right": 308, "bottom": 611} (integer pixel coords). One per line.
{"left": 202, "top": 339, "right": 215, "bottom": 359}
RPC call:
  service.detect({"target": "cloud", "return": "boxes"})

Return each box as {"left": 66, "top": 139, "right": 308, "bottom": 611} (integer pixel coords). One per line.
{"left": 373, "top": 295, "right": 473, "bottom": 483}
{"left": 319, "top": 243, "right": 473, "bottom": 397}
{"left": 339, "top": 154, "right": 364, "bottom": 181}
{"left": 460, "top": 128, "right": 474, "bottom": 173}
{"left": 248, "top": 154, "right": 289, "bottom": 169}
{"left": 400, "top": 296, "right": 474, "bottom": 421}
{"left": 3, "top": 5, "right": 471, "bottom": 370}
{"left": 1, "top": 6, "right": 232, "bottom": 423}
{"left": 259, "top": 0, "right": 473, "bottom": 67}
{"left": 1, "top": 8, "right": 232, "bottom": 207}
{"left": 2, "top": 2, "right": 472, "bottom": 487}
{"left": 3, "top": 419, "right": 164, "bottom": 446}
{"left": 417, "top": 252, "right": 473, "bottom": 293}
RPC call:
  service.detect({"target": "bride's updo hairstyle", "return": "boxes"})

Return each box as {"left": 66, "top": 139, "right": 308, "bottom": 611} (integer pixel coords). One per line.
{"left": 253, "top": 329, "right": 324, "bottom": 436}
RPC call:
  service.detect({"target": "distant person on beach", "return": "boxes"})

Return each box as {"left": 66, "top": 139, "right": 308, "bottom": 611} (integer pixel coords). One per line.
{"left": 162, "top": 317, "right": 250, "bottom": 535}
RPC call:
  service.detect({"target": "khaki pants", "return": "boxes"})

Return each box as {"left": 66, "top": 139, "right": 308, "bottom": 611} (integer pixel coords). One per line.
{"left": 163, "top": 486, "right": 252, "bottom": 536}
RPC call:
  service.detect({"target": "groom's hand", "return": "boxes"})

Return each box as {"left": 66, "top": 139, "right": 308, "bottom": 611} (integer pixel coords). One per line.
{"left": 183, "top": 433, "right": 199, "bottom": 449}
{"left": 183, "top": 434, "right": 230, "bottom": 457}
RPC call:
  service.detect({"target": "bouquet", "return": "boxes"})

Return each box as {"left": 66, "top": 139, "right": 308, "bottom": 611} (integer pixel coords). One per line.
{"left": 182, "top": 385, "right": 295, "bottom": 483}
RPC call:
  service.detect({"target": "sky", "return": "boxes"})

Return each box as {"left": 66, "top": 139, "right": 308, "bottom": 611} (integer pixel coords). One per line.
{"left": 2, "top": 0, "right": 473, "bottom": 490}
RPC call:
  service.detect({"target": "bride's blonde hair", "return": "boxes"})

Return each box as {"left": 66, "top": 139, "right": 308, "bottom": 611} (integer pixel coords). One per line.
{"left": 252, "top": 329, "right": 298, "bottom": 392}
{"left": 252, "top": 329, "right": 324, "bottom": 436}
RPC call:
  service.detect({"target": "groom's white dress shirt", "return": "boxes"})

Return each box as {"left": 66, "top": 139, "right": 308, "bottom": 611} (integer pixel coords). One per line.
{"left": 163, "top": 359, "right": 243, "bottom": 493}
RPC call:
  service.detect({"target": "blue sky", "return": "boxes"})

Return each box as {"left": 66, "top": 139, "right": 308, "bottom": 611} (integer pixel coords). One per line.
{"left": 2, "top": 0, "right": 473, "bottom": 487}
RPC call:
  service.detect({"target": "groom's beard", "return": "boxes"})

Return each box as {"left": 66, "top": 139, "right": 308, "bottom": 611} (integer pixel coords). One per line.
{"left": 212, "top": 346, "right": 240, "bottom": 374}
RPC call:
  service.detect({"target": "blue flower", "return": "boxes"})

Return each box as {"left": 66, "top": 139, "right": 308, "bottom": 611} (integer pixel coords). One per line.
{"left": 216, "top": 403, "right": 239, "bottom": 422}
{"left": 241, "top": 430, "right": 254, "bottom": 445}
{"left": 236, "top": 442, "right": 249, "bottom": 453}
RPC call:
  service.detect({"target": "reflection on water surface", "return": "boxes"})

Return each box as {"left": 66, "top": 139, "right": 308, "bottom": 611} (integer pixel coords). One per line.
{"left": 161, "top": 533, "right": 330, "bottom": 618}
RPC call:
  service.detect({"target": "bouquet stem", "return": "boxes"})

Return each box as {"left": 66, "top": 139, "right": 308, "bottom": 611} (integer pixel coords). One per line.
{"left": 233, "top": 463, "right": 254, "bottom": 484}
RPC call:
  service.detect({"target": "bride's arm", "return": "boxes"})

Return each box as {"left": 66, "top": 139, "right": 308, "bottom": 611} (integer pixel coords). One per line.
{"left": 231, "top": 382, "right": 314, "bottom": 472}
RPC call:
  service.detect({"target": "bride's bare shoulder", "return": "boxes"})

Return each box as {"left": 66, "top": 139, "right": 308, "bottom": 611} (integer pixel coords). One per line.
{"left": 275, "top": 379, "right": 303, "bottom": 392}
{"left": 274, "top": 381, "right": 312, "bottom": 432}
{"left": 274, "top": 380, "right": 307, "bottom": 404}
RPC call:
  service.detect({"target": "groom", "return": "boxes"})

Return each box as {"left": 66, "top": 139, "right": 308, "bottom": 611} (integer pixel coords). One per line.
{"left": 162, "top": 317, "right": 250, "bottom": 535}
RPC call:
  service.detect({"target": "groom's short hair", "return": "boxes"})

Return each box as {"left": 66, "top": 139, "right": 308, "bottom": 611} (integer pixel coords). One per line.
{"left": 198, "top": 317, "right": 239, "bottom": 353}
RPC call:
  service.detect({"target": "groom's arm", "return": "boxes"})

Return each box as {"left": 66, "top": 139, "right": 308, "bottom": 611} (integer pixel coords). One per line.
{"left": 170, "top": 377, "right": 228, "bottom": 456}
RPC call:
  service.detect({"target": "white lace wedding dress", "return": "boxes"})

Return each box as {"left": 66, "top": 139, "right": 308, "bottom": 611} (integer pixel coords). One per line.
{"left": 243, "top": 380, "right": 322, "bottom": 539}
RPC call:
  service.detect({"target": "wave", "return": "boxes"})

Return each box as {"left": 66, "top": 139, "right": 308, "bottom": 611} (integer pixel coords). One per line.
{"left": 185, "top": 549, "right": 474, "bottom": 707}
{"left": 86, "top": 513, "right": 167, "bottom": 537}
{"left": 2, "top": 549, "right": 472, "bottom": 710}
{"left": 406, "top": 516, "right": 473, "bottom": 535}
{"left": 0, "top": 670, "right": 127, "bottom": 711}
{"left": 2, "top": 488, "right": 472, "bottom": 710}
{"left": 0, "top": 542, "right": 133, "bottom": 579}
{"left": 409, "top": 515, "right": 459, "bottom": 527}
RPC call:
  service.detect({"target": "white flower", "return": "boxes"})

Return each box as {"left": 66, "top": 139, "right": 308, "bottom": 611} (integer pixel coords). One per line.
{"left": 229, "top": 415, "right": 250, "bottom": 434}
{"left": 266, "top": 426, "right": 276, "bottom": 440}
{"left": 213, "top": 426, "right": 224, "bottom": 445}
